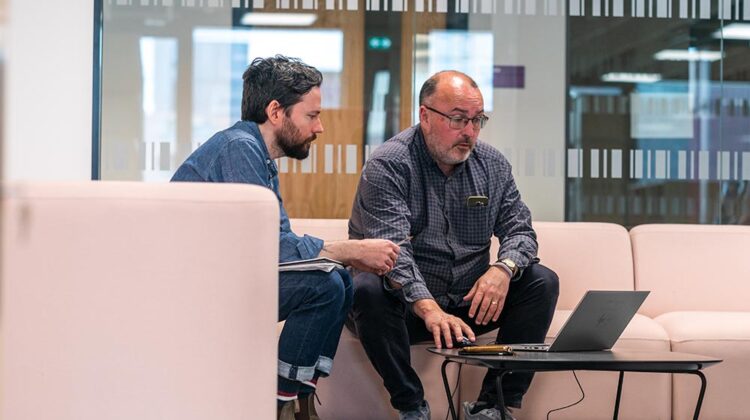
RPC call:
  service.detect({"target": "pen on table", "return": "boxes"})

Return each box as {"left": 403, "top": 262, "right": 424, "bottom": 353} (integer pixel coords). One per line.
{"left": 395, "top": 235, "right": 413, "bottom": 246}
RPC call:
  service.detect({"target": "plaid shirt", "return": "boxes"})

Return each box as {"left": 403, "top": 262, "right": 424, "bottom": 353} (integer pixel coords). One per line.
{"left": 349, "top": 125, "right": 538, "bottom": 308}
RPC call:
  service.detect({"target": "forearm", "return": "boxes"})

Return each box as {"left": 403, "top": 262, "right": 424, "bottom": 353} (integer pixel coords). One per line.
{"left": 412, "top": 298, "right": 443, "bottom": 320}
{"left": 319, "top": 240, "right": 355, "bottom": 264}
{"left": 497, "top": 233, "right": 538, "bottom": 268}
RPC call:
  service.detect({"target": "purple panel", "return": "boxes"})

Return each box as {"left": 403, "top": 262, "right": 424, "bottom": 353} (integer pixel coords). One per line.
{"left": 493, "top": 65, "right": 525, "bottom": 89}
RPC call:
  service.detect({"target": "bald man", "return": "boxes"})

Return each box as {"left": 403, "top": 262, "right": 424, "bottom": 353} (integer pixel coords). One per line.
{"left": 348, "top": 71, "right": 559, "bottom": 420}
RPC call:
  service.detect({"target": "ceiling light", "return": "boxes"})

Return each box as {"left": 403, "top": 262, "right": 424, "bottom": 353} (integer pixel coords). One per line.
{"left": 713, "top": 23, "right": 750, "bottom": 40}
{"left": 240, "top": 13, "right": 317, "bottom": 27}
{"left": 602, "top": 72, "right": 662, "bottom": 83}
{"left": 654, "top": 49, "right": 723, "bottom": 62}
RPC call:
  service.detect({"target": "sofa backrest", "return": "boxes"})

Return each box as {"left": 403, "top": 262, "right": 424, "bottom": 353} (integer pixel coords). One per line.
{"left": 291, "top": 219, "right": 635, "bottom": 311}
{"left": 290, "top": 218, "right": 350, "bottom": 241}
{"left": 631, "top": 223, "right": 750, "bottom": 317}
{"left": 2, "top": 181, "right": 279, "bottom": 420}
{"left": 528, "top": 222, "right": 635, "bottom": 309}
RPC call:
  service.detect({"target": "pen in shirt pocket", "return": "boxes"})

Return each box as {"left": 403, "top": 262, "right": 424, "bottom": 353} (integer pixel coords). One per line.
{"left": 395, "top": 235, "right": 413, "bottom": 246}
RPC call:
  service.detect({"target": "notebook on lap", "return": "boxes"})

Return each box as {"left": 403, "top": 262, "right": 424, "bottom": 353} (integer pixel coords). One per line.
{"left": 512, "top": 290, "right": 649, "bottom": 352}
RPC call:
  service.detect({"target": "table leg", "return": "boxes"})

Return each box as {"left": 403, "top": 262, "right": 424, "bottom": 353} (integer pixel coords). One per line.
{"left": 440, "top": 359, "right": 458, "bottom": 420}
{"left": 689, "top": 370, "right": 707, "bottom": 420}
{"left": 495, "top": 370, "right": 509, "bottom": 420}
{"left": 611, "top": 370, "right": 707, "bottom": 420}
{"left": 612, "top": 371, "right": 624, "bottom": 419}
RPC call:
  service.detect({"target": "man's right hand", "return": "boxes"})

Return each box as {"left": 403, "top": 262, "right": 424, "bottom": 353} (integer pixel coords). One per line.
{"left": 321, "top": 239, "right": 400, "bottom": 275}
{"left": 348, "top": 239, "right": 400, "bottom": 275}
{"left": 413, "top": 299, "right": 475, "bottom": 349}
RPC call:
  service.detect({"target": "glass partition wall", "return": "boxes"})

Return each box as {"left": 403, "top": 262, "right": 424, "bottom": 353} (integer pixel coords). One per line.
{"left": 97, "top": 0, "right": 750, "bottom": 226}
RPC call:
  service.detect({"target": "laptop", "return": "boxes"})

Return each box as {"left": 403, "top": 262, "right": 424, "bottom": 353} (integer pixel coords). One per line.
{"left": 512, "top": 290, "right": 649, "bottom": 352}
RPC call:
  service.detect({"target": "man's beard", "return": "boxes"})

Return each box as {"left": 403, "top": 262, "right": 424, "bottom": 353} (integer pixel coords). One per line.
{"left": 276, "top": 118, "right": 316, "bottom": 160}
{"left": 427, "top": 135, "right": 474, "bottom": 167}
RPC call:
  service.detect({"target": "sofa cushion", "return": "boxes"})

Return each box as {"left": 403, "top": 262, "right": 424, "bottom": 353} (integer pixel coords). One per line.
{"left": 630, "top": 224, "right": 750, "bottom": 317}
{"left": 289, "top": 218, "right": 349, "bottom": 241}
{"left": 655, "top": 311, "right": 750, "bottom": 420}
{"left": 492, "top": 222, "right": 635, "bottom": 310}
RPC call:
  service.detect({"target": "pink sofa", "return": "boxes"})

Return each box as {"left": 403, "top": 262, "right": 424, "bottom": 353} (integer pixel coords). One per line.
{"left": 631, "top": 224, "right": 750, "bottom": 420}
{"left": 291, "top": 219, "right": 738, "bottom": 420}
{"left": 2, "top": 181, "right": 280, "bottom": 420}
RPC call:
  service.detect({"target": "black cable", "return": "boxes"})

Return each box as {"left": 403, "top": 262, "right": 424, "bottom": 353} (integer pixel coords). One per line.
{"left": 546, "top": 370, "right": 585, "bottom": 420}
{"left": 445, "top": 364, "right": 463, "bottom": 420}
{"left": 443, "top": 339, "right": 508, "bottom": 420}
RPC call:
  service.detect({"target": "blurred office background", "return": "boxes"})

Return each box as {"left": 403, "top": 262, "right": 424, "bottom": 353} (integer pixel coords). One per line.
{"left": 4, "top": 0, "right": 750, "bottom": 226}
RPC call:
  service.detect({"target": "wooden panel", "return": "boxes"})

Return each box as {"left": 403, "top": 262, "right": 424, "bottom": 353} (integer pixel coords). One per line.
{"left": 278, "top": 109, "right": 362, "bottom": 218}
{"left": 399, "top": 10, "right": 447, "bottom": 131}
{"left": 279, "top": 7, "right": 447, "bottom": 219}
{"left": 279, "top": 7, "right": 365, "bottom": 219}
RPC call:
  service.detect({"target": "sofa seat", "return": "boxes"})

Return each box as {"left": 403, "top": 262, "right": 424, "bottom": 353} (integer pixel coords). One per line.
{"left": 459, "top": 310, "right": 671, "bottom": 419}
{"left": 655, "top": 311, "right": 750, "bottom": 420}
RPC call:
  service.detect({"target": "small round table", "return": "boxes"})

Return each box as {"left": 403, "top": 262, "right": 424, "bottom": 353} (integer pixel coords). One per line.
{"left": 428, "top": 348, "right": 721, "bottom": 420}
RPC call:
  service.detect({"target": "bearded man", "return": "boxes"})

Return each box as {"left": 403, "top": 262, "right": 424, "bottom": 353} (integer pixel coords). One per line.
{"left": 172, "top": 55, "right": 400, "bottom": 420}
{"left": 348, "top": 71, "right": 559, "bottom": 420}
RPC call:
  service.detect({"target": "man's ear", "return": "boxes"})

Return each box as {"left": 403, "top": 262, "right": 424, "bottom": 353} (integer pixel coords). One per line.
{"left": 418, "top": 105, "right": 429, "bottom": 126}
{"left": 264, "top": 100, "right": 284, "bottom": 126}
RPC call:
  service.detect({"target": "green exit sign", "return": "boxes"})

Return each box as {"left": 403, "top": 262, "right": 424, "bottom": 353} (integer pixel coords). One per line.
{"left": 368, "top": 36, "right": 392, "bottom": 50}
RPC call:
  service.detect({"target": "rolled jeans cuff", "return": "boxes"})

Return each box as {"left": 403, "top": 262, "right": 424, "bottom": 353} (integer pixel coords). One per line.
{"left": 278, "top": 360, "right": 317, "bottom": 382}
{"left": 316, "top": 356, "right": 333, "bottom": 377}
{"left": 278, "top": 355, "right": 334, "bottom": 381}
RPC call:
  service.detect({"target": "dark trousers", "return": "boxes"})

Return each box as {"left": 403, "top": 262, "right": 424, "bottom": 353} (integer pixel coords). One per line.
{"left": 348, "top": 264, "right": 559, "bottom": 411}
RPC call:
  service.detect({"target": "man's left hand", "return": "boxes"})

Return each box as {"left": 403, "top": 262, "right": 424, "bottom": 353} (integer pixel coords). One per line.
{"left": 463, "top": 266, "right": 510, "bottom": 325}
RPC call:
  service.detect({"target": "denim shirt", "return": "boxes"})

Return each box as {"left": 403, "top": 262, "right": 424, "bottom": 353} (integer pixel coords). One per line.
{"left": 171, "top": 120, "right": 324, "bottom": 263}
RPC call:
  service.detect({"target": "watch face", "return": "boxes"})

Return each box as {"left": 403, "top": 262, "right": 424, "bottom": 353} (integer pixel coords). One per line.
{"left": 501, "top": 258, "right": 516, "bottom": 269}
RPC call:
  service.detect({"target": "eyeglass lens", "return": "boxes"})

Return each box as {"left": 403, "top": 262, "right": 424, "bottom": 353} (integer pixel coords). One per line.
{"left": 448, "top": 116, "right": 487, "bottom": 130}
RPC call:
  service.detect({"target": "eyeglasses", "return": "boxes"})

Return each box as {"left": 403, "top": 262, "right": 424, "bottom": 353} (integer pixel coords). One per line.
{"left": 423, "top": 105, "right": 489, "bottom": 130}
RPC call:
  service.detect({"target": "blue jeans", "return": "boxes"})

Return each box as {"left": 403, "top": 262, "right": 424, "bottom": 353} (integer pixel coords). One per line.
{"left": 278, "top": 268, "right": 353, "bottom": 382}
{"left": 349, "top": 264, "right": 559, "bottom": 411}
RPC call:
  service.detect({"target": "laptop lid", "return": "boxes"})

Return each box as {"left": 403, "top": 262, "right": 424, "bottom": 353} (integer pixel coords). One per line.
{"left": 547, "top": 290, "right": 649, "bottom": 352}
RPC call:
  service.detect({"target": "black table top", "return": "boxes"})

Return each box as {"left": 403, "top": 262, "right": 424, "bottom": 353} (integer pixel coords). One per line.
{"left": 428, "top": 348, "right": 722, "bottom": 373}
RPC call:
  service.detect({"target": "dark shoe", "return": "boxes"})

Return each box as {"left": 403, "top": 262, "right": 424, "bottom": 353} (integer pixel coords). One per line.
{"left": 462, "top": 401, "right": 517, "bottom": 420}
{"left": 398, "top": 400, "right": 430, "bottom": 420}
{"left": 277, "top": 400, "right": 296, "bottom": 420}
{"left": 295, "top": 394, "right": 320, "bottom": 420}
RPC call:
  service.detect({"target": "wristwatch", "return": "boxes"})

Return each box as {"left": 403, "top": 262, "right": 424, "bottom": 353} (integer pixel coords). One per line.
{"left": 493, "top": 258, "right": 518, "bottom": 278}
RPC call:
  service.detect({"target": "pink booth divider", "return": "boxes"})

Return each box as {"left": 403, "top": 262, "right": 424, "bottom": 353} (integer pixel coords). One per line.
{"left": 2, "top": 181, "right": 279, "bottom": 420}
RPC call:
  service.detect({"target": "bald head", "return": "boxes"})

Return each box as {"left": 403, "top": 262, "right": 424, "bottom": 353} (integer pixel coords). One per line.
{"left": 418, "top": 71, "right": 479, "bottom": 106}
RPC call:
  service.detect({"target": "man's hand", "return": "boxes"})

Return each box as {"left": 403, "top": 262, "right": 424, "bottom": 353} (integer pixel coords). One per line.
{"left": 348, "top": 239, "right": 400, "bottom": 274}
{"left": 413, "top": 299, "right": 475, "bottom": 349}
{"left": 463, "top": 266, "right": 510, "bottom": 325}
{"left": 321, "top": 239, "right": 400, "bottom": 275}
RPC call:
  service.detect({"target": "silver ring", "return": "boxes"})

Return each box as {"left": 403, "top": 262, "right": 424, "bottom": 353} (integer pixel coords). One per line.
{"left": 490, "top": 301, "right": 498, "bottom": 305}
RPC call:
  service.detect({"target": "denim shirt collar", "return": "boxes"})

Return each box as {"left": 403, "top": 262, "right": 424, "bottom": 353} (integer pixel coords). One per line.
{"left": 233, "top": 120, "right": 278, "bottom": 179}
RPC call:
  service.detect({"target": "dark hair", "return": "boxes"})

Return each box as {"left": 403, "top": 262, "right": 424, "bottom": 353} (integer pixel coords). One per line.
{"left": 418, "top": 70, "right": 478, "bottom": 105}
{"left": 241, "top": 55, "right": 323, "bottom": 123}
